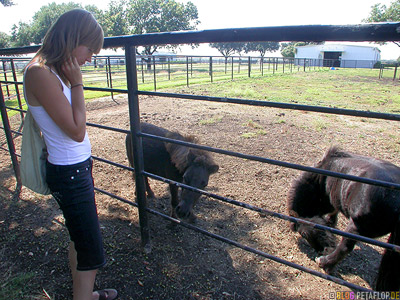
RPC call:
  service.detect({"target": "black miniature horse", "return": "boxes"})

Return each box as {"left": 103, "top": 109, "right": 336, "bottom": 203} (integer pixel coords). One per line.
{"left": 126, "top": 123, "right": 219, "bottom": 222}
{"left": 287, "top": 146, "right": 400, "bottom": 291}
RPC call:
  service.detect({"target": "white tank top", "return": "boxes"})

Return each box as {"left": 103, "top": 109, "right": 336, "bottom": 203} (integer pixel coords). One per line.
{"left": 24, "top": 64, "right": 91, "bottom": 165}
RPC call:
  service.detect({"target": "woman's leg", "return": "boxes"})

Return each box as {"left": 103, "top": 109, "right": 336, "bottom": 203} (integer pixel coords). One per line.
{"left": 69, "top": 242, "right": 98, "bottom": 300}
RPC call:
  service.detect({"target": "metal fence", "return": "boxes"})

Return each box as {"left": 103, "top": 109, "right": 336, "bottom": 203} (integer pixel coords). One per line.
{"left": 2, "top": 54, "right": 397, "bottom": 104}
{"left": 1, "top": 23, "right": 400, "bottom": 292}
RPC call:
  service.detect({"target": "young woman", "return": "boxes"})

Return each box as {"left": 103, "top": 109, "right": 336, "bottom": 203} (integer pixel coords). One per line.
{"left": 23, "top": 9, "right": 117, "bottom": 300}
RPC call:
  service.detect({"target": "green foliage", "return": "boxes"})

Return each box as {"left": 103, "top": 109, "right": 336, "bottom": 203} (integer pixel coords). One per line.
{"left": 29, "top": 2, "right": 82, "bottom": 45}
{"left": 0, "top": 271, "right": 36, "bottom": 299}
{"left": 244, "top": 42, "right": 280, "bottom": 57}
{"left": 199, "top": 116, "right": 223, "bottom": 125}
{"left": 124, "top": 0, "right": 200, "bottom": 56}
{"left": 6, "top": 0, "right": 200, "bottom": 54}
{"left": 0, "top": 32, "right": 11, "bottom": 48}
{"left": 103, "top": 0, "right": 129, "bottom": 37}
{"left": 210, "top": 42, "right": 280, "bottom": 57}
{"left": 10, "top": 22, "right": 32, "bottom": 47}
{"left": 363, "top": 0, "right": 400, "bottom": 51}
{"left": 8, "top": 2, "right": 108, "bottom": 47}
{"left": 0, "top": 0, "right": 13, "bottom": 6}
{"left": 209, "top": 42, "right": 246, "bottom": 57}
{"left": 280, "top": 42, "right": 296, "bottom": 58}
{"left": 363, "top": 0, "right": 400, "bottom": 22}
{"left": 280, "top": 42, "right": 325, "bottom": 57}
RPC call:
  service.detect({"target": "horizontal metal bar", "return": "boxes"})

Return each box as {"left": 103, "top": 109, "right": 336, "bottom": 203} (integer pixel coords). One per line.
{"left": 103, "top": 23, "right": 400, "bottom": 48}
{"left": 1, "top": 23, "right": 399, "bottom": 55}
{"left": 86, "top": 122, "right": 130, "bottom": 134}
{"left": 84, "top": 86, "right": 128, "bottom": 93}
{"left": 0, "top": 81, "right": 128, "bottom": 95}
{"left": 138, "top": 91, "right": 400, "bottom": 121}
{"left": 91, "top": 155, "right": 133, "bottom": 172}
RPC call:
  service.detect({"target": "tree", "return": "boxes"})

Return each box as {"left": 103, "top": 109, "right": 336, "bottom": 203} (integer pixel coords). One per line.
{"left": 280, "top": 42, "right": 325, "bottom": 58}
{"left": 1, "top": 0, "right": 14, "bottom": 6}
{"left": 29, "top": 2, "right": 82, "bottom": 45}
{"left": 124, "top": 0, "right": 200, "bottom": 69}
{"left": 364, "top": 0, "right": 400, "bottom": 47}
{"left": 244, "top": 42, "right": 280, "bottom": 57}
{"left": 209, "top": 42, "right": 246, "bottom": 73}
{"left": 209, "top": 42, "right": 245, "bottom": 57}
{"left": 10, "top": 2, "right": 107, "bottom": 47}
{"left": 103, "top": 0, "right": 129, "bottom": 37}
{"left": 11, "top": 22, "right": 32, "bottom": 47}
{"left": 0, "top": 32, "right": 11, "bottom": 48}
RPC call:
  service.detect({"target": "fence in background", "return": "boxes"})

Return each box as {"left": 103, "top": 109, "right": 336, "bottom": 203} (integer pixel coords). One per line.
{"left": 2, "top": 54, "right": 397, "bottom": 102}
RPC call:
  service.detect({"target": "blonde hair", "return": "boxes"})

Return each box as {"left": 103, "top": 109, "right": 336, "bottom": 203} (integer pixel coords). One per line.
{"left": 32, "top": 9, "right": 104, "bottom": 83}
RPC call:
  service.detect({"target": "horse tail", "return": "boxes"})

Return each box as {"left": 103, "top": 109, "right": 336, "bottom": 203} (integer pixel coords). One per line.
{"left": 376, "top": 218, "right": 400, "bottom": 291}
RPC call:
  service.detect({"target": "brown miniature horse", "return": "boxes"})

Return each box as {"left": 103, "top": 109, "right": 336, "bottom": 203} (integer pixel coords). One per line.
{"left": 126, "top": 123, "right": 219, "bottom": 222}
{"left": 287, "top": 146, "right": 400, "bottom": 291}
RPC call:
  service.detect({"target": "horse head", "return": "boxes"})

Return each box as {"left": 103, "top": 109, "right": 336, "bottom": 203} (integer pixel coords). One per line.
{"left": 165, "top": 133, "right": 219, "bottom": 221}
{"left": 175, "top": 150, "right": 219, "bottom": 220}
{"left": 287, "top": 171, "right": 330, "bottom": 231}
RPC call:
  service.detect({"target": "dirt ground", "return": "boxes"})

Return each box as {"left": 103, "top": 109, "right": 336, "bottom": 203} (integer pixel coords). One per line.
{"left": 1, "top": 91, "right": 400, "bottom": 300}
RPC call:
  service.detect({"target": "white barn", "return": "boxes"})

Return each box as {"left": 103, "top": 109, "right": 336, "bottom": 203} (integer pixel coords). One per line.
{"left": 295, "top": 44, "right": 381, "bottom": 68}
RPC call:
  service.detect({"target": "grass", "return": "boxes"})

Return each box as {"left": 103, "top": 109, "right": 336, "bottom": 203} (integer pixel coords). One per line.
{"left": 199, "top": 116, "right": 223, "bottom": 125}
{"left": 0, "top": 247, "right": 36, "bottom": 300}
{"left": 172, "top": 69, "right": 400, "bottom": 114}
{"left": 0, "top": 272, "right": 36, "bottom": 300}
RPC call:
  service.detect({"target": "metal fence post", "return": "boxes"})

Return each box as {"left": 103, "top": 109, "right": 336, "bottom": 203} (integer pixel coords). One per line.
{"left": 0, "top": 83, "right": 22, "bottom": 199}
{"left": 186, "top": 56, "right": 189, "bottom": 87}
{"left": 231, "top": 56, "right": 234, "bottom": 80}
{"left": 261, "top": 57, "right": 264, "bottom": 76}
{"left": 141, "top": 58, "right": 145, "bottom": 83}
{"left": 106, "top": 57, "right": 115, "bottom": 101}
{"left": 248, "top": 56, "right": 251, "bottom": 77}
{"left": 152, "top": 56, "right": 156, "bottom": 91}
{"left": 125, "top": 45, "right": 151, "bottom": 253}
{"left": 209, "top": 56, "right": 213, "bottom": 82}
{"left": 2, "top": 60, "right": 11, "bottom": 98}
{"left": 10, "top": 59, "right": 24, "bottom": 121}
{"left": 168, "top": 57, "right": 171, "bottom": 81}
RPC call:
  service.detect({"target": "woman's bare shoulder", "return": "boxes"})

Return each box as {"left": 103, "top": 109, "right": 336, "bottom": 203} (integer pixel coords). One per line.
{"left": 25, "top": 64, "right": 51, "bottom": 80}
{"left": 25, "top": 64, "right": 61, "bottom": 90}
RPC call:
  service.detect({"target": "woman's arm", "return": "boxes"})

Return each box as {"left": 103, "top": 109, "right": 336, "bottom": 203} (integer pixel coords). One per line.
{"left": 25, "top": 58, "right": 87, "bottom": 142}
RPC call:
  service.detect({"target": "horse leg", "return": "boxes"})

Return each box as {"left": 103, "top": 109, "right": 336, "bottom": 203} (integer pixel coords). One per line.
{"left": 324, "top": 210, "right": 338, "bottom": 227}
{"left": 316, "top": 218, "right": 358, "bottom": 274}
{"left": 376, "top": 220, "right": 400, "bottom": 291}
{"left": 169, "top": 183, "right": 179, "bottom": 219}
{"left": 145, "top": 177, "right": 155, "bottom": 199}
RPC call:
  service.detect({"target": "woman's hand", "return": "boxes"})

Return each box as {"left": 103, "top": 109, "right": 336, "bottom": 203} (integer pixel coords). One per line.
{"left": 61, "top": 56, "right": 83, "bottom": 86}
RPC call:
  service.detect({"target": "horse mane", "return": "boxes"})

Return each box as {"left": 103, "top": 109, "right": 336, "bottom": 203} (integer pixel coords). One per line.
{"left": 165, "top": 131, "right": 216, "bottom": 173}
{"left": 287, "top": 146, "right": 349, "bottom": 217}
{"left": 287, "top": 169, "right": 320, "bottom": 217}
{"left": 315, "top": 145, "right": 352, "bottom": 168}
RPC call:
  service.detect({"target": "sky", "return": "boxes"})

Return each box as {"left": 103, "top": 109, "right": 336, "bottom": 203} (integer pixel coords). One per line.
{"left": 1, "top": 0, "right": 399, "bottom": 59}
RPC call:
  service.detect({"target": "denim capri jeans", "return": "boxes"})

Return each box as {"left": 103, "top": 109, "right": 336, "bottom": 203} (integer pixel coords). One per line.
{"left": 46, "top": 157, "right": 106, "bottom": 271}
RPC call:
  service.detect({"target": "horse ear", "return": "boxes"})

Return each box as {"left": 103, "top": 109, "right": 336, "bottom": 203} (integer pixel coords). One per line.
{"left": 208, "top": 163, "right": 219, "bottom": 174}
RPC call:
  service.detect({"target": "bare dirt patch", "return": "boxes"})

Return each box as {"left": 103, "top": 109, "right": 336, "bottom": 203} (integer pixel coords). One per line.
{"left": 1, "top": 93, "right": 400, "bottom": 299}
